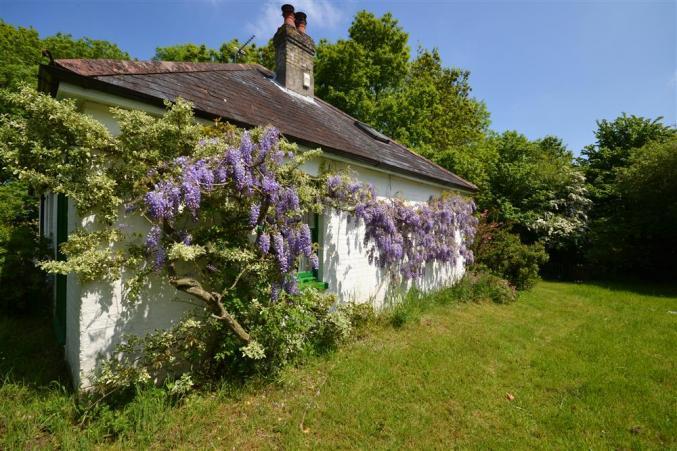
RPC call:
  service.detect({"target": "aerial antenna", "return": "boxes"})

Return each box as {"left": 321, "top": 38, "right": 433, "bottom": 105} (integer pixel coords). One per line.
{"left": 233, "top": 35, "right": 256, "bottom": 63}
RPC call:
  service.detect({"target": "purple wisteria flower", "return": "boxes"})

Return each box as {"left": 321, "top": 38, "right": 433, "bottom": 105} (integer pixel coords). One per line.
{"left": 257, "top": 232, "right": 271, "bottom": 254}
{"left": 272, "top": 232, "right": 288, "bottom": 273}
{"left": 262, "top": 174, "right": 280, "bottom": 196}
{"left": 145, "top": 181, "right": 181, "bottom": 220}
{"left": 239, "top": 131, "right": 254, "bottom": 165}
{"left": 249, "top": 203, "right": 261, "bottom": 227}
{"left": 325, "top": 176, "right": 477, "bottom": 281}
{"left": 145, "top": 225, "right": 165, "bottom": 269}
{"left": 259, "top": 127, "right": 280, "bottom": 161}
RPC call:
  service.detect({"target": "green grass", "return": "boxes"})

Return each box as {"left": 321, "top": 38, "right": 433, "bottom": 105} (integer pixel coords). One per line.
{"left": 1, "top": 281, "right": 675, "bottom": 449}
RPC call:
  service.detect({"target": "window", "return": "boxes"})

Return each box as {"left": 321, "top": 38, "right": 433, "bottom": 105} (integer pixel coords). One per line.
{"left": 297, "top": 213, "right": 328, "bottom": 290}
{"left": 355, "top": 121, "right": 390, "bottom": 143}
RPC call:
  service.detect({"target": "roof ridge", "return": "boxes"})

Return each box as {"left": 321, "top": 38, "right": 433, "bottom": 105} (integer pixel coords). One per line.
{"left": 53, "top": 59, "right": 269, "bottom": 78}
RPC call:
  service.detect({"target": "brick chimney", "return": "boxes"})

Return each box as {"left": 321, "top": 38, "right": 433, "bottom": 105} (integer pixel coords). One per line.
{"left": 273, "top": 4, "right": 315, "bottom": 97}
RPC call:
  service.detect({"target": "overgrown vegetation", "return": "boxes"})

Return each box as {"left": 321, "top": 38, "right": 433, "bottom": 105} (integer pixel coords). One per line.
{"left": 472, "top": 214, "right": 549, "bottom": 290}
{"left": 93, "top": 290, "right": 355, "bottom": 397}
{"left": 0, "top": 87, "right": 476, "bottom": 393}
{"left": 389, "top": 270, "right": 516, "bottom": 327}
{"left": 0, "top": 180, "right": 49, "bottom": 313}
{"left": 580, "top": 115, "right": 677, "bottom": 279}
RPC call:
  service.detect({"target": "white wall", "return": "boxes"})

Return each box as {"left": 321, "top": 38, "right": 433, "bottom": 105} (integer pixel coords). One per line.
{"left": 76, "top": 211, "right": 202, "bottom": 389}
{"left": 315, "top": 162, "right": 466, "bottom": 309}
{"left": 42, "top": 192, "right": 201, "bottom": 388}
{"left": 53, "top": 86, "right": 468, "bottom": 387}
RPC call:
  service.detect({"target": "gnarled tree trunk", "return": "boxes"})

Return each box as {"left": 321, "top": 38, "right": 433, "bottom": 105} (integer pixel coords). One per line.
{"left": 170, "top": 277, "right": 251, "bottom": 344}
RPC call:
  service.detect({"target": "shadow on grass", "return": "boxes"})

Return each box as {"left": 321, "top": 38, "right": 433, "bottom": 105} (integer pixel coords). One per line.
{"left": 0, "top": 313, "right": 70, "bottom": 389}
{"left": 581, "top": 280, "right": 677, "bottom": 298}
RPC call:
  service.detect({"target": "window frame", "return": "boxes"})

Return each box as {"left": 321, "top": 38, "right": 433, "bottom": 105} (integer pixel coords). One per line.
{"left": 297, "top": 213, "right": 328, "bottom": 291}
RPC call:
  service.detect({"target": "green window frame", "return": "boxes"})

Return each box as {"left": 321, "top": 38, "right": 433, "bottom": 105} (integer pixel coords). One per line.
{"left": 54, "top": 194, "right": 68, "bottom": 345}
{"left": 298, "top": 213, "right": 328, "bottom": 291}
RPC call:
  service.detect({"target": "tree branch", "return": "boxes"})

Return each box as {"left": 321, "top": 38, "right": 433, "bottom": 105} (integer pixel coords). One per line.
{"left": 170, "top": 277, "right": 251, "bottom": 344}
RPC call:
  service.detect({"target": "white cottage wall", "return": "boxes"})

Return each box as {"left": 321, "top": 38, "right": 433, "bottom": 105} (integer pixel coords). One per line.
{"left": 52, "top": 86, "right": 468, "bottom": 387}
{"left": 315, "top": 161, "right": 466, "bottom": 309}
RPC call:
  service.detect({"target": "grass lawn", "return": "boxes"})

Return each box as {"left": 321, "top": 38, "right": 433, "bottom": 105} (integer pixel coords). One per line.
{"left": 1, "top": 281, "right": 675, "bottom": 449}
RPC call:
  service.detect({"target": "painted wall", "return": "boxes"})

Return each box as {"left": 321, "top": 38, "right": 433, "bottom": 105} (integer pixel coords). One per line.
{"left": 50, "top": 84, "right": 468, "bottom": 387}
{"left": 316, "top": 161, "right": 465, "bottom": 308}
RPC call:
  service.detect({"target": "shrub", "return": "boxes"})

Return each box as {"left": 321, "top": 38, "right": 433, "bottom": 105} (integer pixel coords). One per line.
{"left": 92, "top": 289, "right": 352, "bottom": 395}
{"left": 0, "top": 181, "right": 49, "bottom": 313}
{"left": 389, "top": 300, "right": 415, "bottom": 328}
{"left": 472, "top": 215, "right": 548, "bottom": 290}
{"left": 344, "top": 302, "right": 377, "bottom": 333}
{"left": 447, "top": 271, "right": 517, "bottom": 304}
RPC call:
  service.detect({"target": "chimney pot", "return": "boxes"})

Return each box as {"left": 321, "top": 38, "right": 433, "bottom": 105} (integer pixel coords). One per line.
{"left": 295, "top": 12, "right": 307, "bottom": 33}
{"left": 281, "top": 4, "right": 296, "bottom": 27}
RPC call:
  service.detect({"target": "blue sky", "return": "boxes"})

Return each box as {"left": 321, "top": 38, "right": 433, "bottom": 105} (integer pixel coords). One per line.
{"left": 2, "top": 0, "right": 675, "bottom": 154}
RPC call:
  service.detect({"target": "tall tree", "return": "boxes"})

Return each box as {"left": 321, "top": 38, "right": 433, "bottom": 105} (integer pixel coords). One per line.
{"left": 315, "top": 11, "right": 409, "bottom": 122}
{"left": 580, "top": 114, "right": 676, "bottom": 278}
{"left": 0, "top": 21, "right": 42, "bottom": 89}
{"left": 378, "top": 48, "right": 489, "bottom": 152}
{"left": 580, "top": 113, "right": 675, "bottom": 217}
{"left": 154, "top": 43, "right": 218, "bottom": 63}
{"left": 611, "top": 137, "right": 677, "bottom": 278}
{"left": 315, "top": 11, "right": 488, "bottom": 154}
{"left": 0, "top": 21, "right": 129, "bottom": 90}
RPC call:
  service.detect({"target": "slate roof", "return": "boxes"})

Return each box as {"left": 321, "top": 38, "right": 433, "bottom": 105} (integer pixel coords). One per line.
{"left": 39, "top": 59, "right": 477, "bottom": 192}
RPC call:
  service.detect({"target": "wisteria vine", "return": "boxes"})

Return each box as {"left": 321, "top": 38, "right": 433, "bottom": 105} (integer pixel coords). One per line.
{"left": 325, "top": 175, "right": 477, "bottom": 280}
{"left": 139, "top": 126, "right": 476, "bottom": 304}
{"left": 141, "top": 127, "right": 316, "bottom": 298}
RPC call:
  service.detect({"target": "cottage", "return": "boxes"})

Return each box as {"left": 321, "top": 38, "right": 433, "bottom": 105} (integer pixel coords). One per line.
{"left": 37, "top": 5, "right": 477, "bottom": 387}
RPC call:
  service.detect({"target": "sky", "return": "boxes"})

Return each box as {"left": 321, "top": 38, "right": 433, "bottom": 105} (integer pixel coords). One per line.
{"left": 2, "top": 0, "right": 675, "bottom": 154}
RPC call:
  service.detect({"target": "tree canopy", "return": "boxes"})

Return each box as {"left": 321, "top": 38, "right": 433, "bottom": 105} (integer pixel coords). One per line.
{"left": 315, "top": 12, "right": 489, "bottom": 153}
{"left": 428, "top": 131, "right": 590, "bottom": 253}
{"left": 581, "top": 115, "right": 677, "bottom": 278}
{"left": 0, "top": 20, "right": 129, "bottom": 90}
{"left": 154, "top": 39, "right": 275, "bottom": 67}
{"left": 580, "top": 113, "right": 675, "bottom": 217}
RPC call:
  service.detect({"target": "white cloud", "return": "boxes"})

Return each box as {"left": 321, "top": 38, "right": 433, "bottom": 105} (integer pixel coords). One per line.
{"left": 246, "top": 0, "right": 344, "bottom": 42}
{"left": 669, "top": 70, "right": 677, "bottom": 88}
